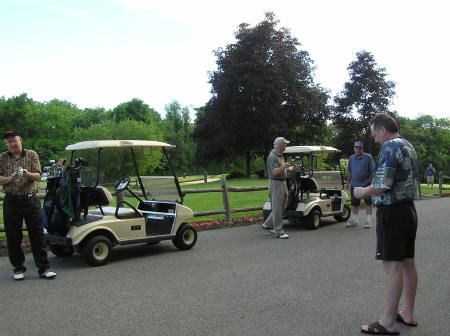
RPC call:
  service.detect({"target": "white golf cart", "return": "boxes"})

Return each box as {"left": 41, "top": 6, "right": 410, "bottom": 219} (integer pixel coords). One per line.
{"left": 44, "top": 140, "right": 197, "bottom": 266}
{"left": 263, "top": 146, "right": 351, "bottom": 230}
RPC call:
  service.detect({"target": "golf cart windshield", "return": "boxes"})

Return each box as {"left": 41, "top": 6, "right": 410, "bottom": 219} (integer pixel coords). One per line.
{"left": 65, "top": 140, "right": 183, "bottom": 203}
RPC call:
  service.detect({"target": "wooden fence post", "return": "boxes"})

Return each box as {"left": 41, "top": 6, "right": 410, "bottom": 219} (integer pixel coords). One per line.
{"left": 204, "top": 173, "right": 208, "bottom": 183}
{"left": 438, "top": 171, "right": 443, "bottom": 197}
{"left": 221, "top": 177, "right": 231, "bottom": 224}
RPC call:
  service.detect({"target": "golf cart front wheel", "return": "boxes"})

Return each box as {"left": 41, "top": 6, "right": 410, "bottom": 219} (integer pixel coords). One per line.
{"left": 173, "top": 223, "right": 197, "bottom": 250}
{"left": 334, "top": 205, "right": 351, "bottom": 222}
{"left": 80, "top": 235, "right": 112, "bottom": 266}
{"left": 306, "top": 210, "right": 321, "bottom": 230}
{"left": 49, "top": 245, "right": 74, "bottom": 257}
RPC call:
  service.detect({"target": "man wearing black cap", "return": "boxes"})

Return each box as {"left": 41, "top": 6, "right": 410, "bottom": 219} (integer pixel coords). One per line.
{"left": 262, "top": 137, "right": 292, "bottom": 239}
{"left": 346, "top": 141, "right": 375, "bottom": 228}
{"left": 0, "top": 130, "right": 56, "bottom": 280}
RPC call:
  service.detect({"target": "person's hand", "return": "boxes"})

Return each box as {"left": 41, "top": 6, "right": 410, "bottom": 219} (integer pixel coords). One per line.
{"left": 354, "top": 187, "right": 365, "bottom": 199}
{"left": 13, "top": 167, "right": 28, "bottom": 179}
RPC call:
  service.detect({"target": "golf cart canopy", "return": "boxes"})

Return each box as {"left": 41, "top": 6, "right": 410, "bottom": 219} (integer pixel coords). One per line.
{"left": 284, "top": 146, "right": 341, "bottom": 155}
{"left": 65, "top": 140, "right": 175, "bottom": 151}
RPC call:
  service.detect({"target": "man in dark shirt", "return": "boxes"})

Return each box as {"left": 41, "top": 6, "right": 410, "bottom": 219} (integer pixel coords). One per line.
{"left": 0, "top": 130, "right": 56, "bottom": 281}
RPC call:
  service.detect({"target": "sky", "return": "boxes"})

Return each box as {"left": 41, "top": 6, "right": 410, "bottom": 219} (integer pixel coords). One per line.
{"left": 1, "top": 0, "right": 449, "bottom": 120}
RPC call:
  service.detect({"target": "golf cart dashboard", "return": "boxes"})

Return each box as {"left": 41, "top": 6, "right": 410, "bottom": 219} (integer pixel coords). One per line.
{"left": 137, "top": 200, "right": 176, "bottom": 214}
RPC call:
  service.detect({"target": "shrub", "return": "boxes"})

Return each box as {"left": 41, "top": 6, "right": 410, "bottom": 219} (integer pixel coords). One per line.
{"left": 254, "top": 168, "right": 265, "bottom": 178}
{"left": 226, "top": 169, "right": 247, "bottom": 179}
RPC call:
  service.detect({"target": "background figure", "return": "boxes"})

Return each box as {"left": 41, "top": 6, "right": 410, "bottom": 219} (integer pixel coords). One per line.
{"left": 424, "top": 163, "right": 436, "bottom": 189}
{"left": 355, "top": 113, "right": 419, "bottom": 335}
{"left": 0, "top": 130, "right": 56, "bottom": 281}
{"left": 262, "top": 137, "right": 291, "bottom": 239}
{"left": 346, "top": 141, "right": 375, "bottom": 228}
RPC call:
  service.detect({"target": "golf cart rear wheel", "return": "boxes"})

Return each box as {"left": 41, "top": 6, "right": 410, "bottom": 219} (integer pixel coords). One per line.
{"left": 306, "top": 210, "right": 321, "bottom": 230}
{"left": 334, "top": 205, "right": 351, "bottom": 222}
{"left": 49, "top": 245, "right": 74, "bottom": 257}
{"left": 173, "top": 223, "right": 197, "bottom": 250}
{"left": 80, "top": 235, "right": 112, "bottom": 266}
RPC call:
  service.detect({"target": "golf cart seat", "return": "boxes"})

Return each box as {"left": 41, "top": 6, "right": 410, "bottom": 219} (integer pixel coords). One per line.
{"left": 80, "top": 186, "right": 113, "bottom": 217}
{"left": 299, "top": 176, "right": 318, "bottom": 193}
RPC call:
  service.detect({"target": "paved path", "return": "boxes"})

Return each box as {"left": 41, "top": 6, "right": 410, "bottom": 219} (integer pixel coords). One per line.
{"left": 0, "top": 198, "right": 449, "bottom": 336}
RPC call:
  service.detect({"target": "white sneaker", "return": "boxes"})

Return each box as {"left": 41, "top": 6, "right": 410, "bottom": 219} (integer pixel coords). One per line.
{"left": 40, "top": 270, "right": 57, "bottom": 279}
{"left": 13, "top": 272, "right": 25, "bottom": 281}
{"left": 276, "top": 233, "right": 289, "bottom": 239}
{"left": 346, "top": 221, "right": 359, "bottom": 228}
{"left": 364, "top": 222, "right": 372, "bottom": 229}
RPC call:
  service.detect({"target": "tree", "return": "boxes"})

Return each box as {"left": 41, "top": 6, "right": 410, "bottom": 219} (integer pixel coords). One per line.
{"left": 162, "top": 101, "right": 196, "bottom": 174}
{"left": 110, "top": 98, "right": 161, "bottom": 124}
{"left": 194, "top": 12, "right": 330, "bottom": 176}
{"left": 333, "top": 51, "right": 396, "bottom": 156}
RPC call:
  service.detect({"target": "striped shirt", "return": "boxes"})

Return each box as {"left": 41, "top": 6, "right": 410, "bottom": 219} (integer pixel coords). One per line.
{"left": 0, "top": 149, "right": 41, "bottom": 195}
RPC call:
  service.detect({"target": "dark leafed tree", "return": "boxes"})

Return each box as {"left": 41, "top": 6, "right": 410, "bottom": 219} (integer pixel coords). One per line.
{"left": 194, "top": 12, "right": 330, "bottom": 176}
{"left": 333, "top": 51, "right": 396, "bottom": 155}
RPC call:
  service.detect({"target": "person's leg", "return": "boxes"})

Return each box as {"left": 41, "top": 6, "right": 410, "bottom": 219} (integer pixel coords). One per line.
{"left": 348, "top": 187, "right": 360, "bottom": 227}
{"left": 364, "top": 197, "right": 373, "bottom": 228}
{"left": 399, "top": 258, "right": 418, "bottom": 322}
{"left": 271, "top": 182, "right": 284, "bottom": 236}
{"left": 379, "top": 261, "right": 403, "bottom": 330}
{"left": 3, "top": 197, "right": 27, "bottom": 273}
{"left": 23, "top": 196, "right": 50, "bottom": 274}
{"left": 263, "top": 181, "right": 274, "bottom": 229}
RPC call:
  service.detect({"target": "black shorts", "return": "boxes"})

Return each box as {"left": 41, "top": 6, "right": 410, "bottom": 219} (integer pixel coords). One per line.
{"left": 376, "top": 202, "right": 418, "bottom": 261}
{"left": 350, "top": 186, "right": 372, "bottom": 206}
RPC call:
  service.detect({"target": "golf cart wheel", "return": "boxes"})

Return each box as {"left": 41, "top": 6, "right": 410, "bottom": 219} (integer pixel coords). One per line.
{"left": 80, "top": 235, "right": 112, "bottom": 266}
{"left": 334, "top": 205, "right": 351, "bottom": 222}
{"left": 49, "top": 245, "right": 74, "bottom": 257}
{"left": 173, "top": 223, "right": 197, "bottom": 250}
{"left": 306, "top": 209, "right": 321, "bottom": 230}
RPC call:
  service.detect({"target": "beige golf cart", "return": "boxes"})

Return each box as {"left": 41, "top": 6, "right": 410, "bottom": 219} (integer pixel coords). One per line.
{"left": 44, "top": 140, "right": 197, "bottom": 266}
{"left": 263, "top": 146, "right": 351, "bottom": 229}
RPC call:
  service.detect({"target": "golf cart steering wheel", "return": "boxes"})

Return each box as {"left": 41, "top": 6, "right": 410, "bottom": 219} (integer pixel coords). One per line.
{"left": 115, "top": 176, "right": 130, "bottom": 192}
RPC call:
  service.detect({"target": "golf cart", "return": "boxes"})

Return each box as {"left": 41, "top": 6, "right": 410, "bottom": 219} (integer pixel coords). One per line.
{"left": 263, "top": 146, "right": 351, "bottom": 230}
{"left": 44, "top": 140, "right": 197, "bottom": 266}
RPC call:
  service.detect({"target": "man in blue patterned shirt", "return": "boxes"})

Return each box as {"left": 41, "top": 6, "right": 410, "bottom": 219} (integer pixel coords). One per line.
{"left": 354, "top": 113, "right": 419, "bottom": 335}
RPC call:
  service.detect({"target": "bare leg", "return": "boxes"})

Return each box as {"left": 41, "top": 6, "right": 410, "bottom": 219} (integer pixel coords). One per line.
{"left": 379, "top": 261, "right": 403, "bottom": 331}
{"left": 366, "top": 204, "right": 372, "bottom": 215}
{"left": 399, "top": 258, "right": 418, "bottom": 323}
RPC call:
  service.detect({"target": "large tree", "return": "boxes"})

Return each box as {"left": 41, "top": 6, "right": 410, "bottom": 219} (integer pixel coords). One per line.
{"left": 162, "top": 101, "right": 196, "bottom": 174}
{"left": 194, "top": 12, "right": 330, "bottom": 176}
{"left": 333, "top": 51, "right": 396, "bottom": 155}
{"left": 110, "top": 98, "right": 161, "bottom": 124}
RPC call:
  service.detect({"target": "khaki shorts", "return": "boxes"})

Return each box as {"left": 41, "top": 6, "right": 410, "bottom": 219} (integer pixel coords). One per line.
{"left": 426, "top": 175, "right": 434, "bottom": 184}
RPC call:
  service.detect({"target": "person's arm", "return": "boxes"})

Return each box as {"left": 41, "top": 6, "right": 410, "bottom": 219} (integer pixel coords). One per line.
{"left": 24, "top": 170, "right": 40, "bottom": 181}
{"left": 0, "top": 174, "right": 15, "bottom": 186}
{"left": 354, "top": 186, "right": 388, "bottom": 199}
{"left": 273, "top": 162, "right": 291, "bottom": 176}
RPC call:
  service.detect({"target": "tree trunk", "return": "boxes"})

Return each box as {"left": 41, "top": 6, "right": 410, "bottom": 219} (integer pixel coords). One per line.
{"left": 245, "top": 151, "right": 251, "bottom": 177}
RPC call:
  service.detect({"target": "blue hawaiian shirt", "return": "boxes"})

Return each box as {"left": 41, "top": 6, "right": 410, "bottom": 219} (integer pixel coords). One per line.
{"left": 371, "top": 137, "right": 419, "bottom": 206}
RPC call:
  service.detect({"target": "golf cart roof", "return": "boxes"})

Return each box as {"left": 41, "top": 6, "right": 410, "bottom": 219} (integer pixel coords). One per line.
{"left": 284, "top": 146, "right": 341, "bottom": 154}
{"left": 66, "top": 140, "right": 175, "bottom": 151}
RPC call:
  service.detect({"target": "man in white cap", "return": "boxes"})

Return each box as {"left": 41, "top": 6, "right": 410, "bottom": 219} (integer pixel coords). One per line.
{"left": 262, "top": 137, "right": 292, "bottom": 239}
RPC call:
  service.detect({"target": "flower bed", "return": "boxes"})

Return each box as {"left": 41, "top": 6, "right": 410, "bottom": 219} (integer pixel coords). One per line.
{"left": 192, "top": 215, "right": 264, "bottom": 231}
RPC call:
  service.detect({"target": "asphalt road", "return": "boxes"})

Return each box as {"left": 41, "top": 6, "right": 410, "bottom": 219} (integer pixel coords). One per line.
{"left": 0, "top": 197, "right": 449, "bottom": 336}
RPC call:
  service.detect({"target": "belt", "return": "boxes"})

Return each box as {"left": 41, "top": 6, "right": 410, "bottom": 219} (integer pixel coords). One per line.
{"left": 270, "top": 178, "right": 287, "bottom": 181}
{"left": 5, "top": 193, "right": 37, "bottom": 200}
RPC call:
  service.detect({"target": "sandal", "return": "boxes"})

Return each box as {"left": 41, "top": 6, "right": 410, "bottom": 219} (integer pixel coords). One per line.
{"left": 396, "top": 312, "right": 418, "bottom": 327}
{"left": 361, "top": 321, "right": 400, "bottom": 335}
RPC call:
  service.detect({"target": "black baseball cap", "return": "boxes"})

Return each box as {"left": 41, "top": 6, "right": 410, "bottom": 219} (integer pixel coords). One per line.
{"left": 3, "top": 130, "right": 20, "bottom": 139}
